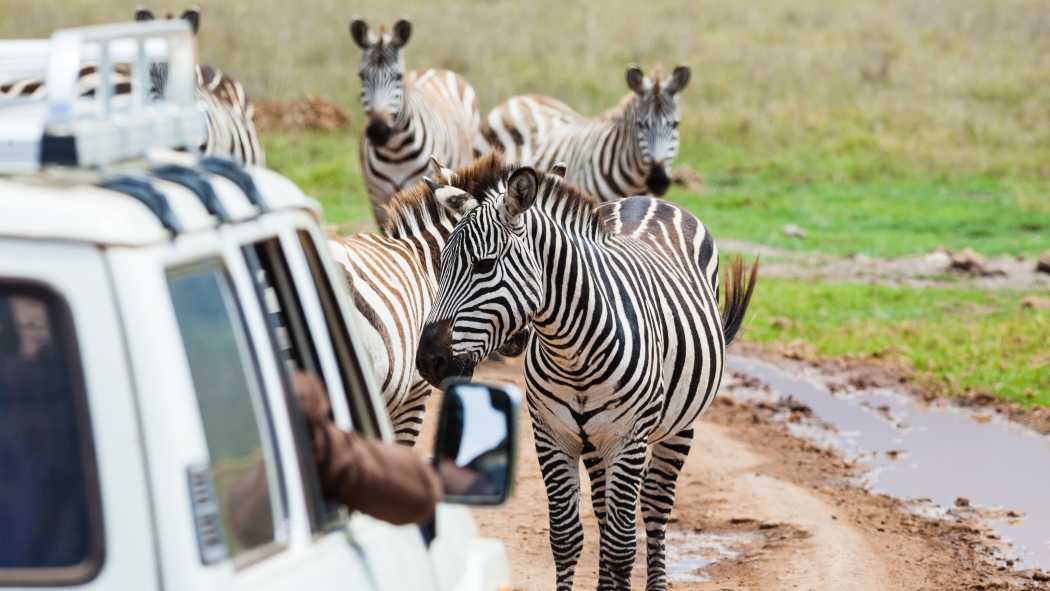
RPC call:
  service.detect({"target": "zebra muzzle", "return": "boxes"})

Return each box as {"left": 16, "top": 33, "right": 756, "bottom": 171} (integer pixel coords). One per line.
{"left": 417, "top": 319, "right": 477, "bottom": 388}
{"left": 646, "top": 165, "right": 671, "bottom": 196}
{"left": 366, "top": 118, "right": 393, "bottom": 145}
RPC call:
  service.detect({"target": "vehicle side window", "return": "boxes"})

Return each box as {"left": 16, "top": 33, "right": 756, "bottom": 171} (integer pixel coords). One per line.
{"left": 243, "top": 239, "right": 343, "bottom": 531}
{"left": 168, "top": 262, "right": 285, "bottom": 560}
{"left": 297, "top": 230, "right": 381, "bottom": 437}
{"left": 0, "top": 283, "right": 103, "bottom": 585}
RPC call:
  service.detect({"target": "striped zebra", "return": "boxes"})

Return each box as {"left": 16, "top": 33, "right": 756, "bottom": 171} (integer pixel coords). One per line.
{"left": 483, "top": 64, "right": 690, "bottom": 201}
{"left": 135, "top": 8, "right": 265, "bottom": 166}
{"left": 350, "top": 18, "right": 485, "bottom": 227}
{"left": 416, "top": 163, "right": 757, "bottom": 590}
{"left": 1, "top": 8, "right": 264, "bottom": 166}
{"left": 328, "top": 154, "right": 529, "bottom": 445}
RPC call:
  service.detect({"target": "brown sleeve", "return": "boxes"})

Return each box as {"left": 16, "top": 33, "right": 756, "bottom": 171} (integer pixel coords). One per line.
{"left": 314, "top": 424, "right": 442, "bottom": 525}
{"left": 292, "top": 371, "right": 441, "bottom": 524}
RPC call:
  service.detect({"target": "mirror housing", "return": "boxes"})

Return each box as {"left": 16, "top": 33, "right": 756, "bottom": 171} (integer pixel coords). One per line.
{"left": 432, "top": 381, "right": 520, "bottom": 506}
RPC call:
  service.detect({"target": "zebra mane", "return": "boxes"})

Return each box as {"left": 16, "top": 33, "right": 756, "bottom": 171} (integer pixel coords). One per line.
{"left": 379, "top": 152, "right": 514, "bottom": 235}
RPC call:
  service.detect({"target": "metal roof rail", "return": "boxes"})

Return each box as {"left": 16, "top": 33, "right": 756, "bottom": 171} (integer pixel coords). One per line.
{"left": 151, "top": 163, "right": 231, "bottom": 222}
{"left": 199, "top": 156, "right": 268, "bottom": 212}
{"left": 98, "top": 175, "right": 183, "bottom": 234}
{"left": 0, "top": 20, "right": 206, "bottom": 174}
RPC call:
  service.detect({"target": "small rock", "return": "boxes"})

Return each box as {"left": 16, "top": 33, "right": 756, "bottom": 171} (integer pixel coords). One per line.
{"left": 782, "top": 224, "right": 807, "bottom": 239}
{"left": 1037, "top": 252, "right": 1050, "bottom": 275}
{"left": 769, "top": 316, "right": 793, "bottom": 330}
{"left": 671, "top": 164, "right": 704, "bottom": 192}
{"left": 1034, "top": 571, "right": 1050, "bottom": 582}
{"left": 949, "top": 248, "right": 987, "bottom": 274}
{"left": 924, "top": 250, "right": 951, "bottom": 267}
{"left": 1021, "top": 296, "right": 1050, "bottom": 310}
{"left": 955, "top": 497, "right": 971, "bottom": 508}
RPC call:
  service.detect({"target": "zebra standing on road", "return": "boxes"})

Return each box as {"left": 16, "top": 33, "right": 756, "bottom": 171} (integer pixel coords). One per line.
{"left": 328, "top": 154, "right": 528, "bottom": 445}
{"left": 483, "top": 64, "right": 690, "bottom": 201}
{"left": 350, "top": 17, "right": 486, "bottom": 227}
{"left": 416, "top": 163, "right": 757, "bottom": 590}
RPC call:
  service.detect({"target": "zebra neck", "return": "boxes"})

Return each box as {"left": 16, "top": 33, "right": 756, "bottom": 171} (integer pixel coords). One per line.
{"left": 527, "top": 208, "right": 617, "bottom": 351}
{"left": 379, "top": 92, "right": 426, "bottom": 150}
{"left": 596, "top": 111, "right": 648, "bottom": 197}
{"left": 384, "top": 205, "right": 457, "bottom": 279}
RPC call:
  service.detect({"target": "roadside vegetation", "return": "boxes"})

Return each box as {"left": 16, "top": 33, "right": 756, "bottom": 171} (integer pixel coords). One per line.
{"left": 7, "top": 0, "right": 1048, "bottom": 406}
{"left": 748, "top": 278, "right": 1050, "bottom": 407}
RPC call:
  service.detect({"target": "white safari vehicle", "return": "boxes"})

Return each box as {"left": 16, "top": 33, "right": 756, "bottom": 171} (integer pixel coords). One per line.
{"left": 0, "top": 21, "right": 518, "bottom": 591}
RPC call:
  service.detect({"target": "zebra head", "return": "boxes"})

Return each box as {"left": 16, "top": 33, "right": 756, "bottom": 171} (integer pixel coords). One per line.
{"left": 416, "top": 167, "right": 544, "bottom": 387}
{"left": 350, "top": 18, "right": 411, "bottom": 147}
{"left": 134, "top": 7, "right": 200, "bottom": 100}
{"left": 625, "top": 64, "right": 691, "bottom": 196}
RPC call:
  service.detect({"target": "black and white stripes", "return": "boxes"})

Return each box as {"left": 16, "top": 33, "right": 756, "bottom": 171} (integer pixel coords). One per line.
{"left": 483, "top": 65, "right": 691, "bottom": 201}
{"left": 415, "top": 162, "right": 757, "bottom": 590}
{"left": 1, "top": 7, "right": 264, "bottom": 167}
{"left": 350, "top": 18, "right": 485, "bottom": 227}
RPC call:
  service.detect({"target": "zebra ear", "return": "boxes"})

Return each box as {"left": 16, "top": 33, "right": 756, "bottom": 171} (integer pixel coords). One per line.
{"left": 626, "top": 65, "right": 646, "bottom": 95}
{"left": 180, "top": 8, "right": 200, "bottom": 35}
{"left": 502, "top": 166, "right": 539, "bottom": 221}
{"left": 428, "top": 178, "right": 479, "bottom": 216}
{"left": 350, "top": 18, "right": 372, "bottom": 49}
{"left": 549, "top": 163, "right": 567, "bottom": 178}
{"left": 428, "top": 155, "right": 455, "bottom": 182}
{"left": 666, "top": 65, "right": 691, "bottom": 95}
{"left": 135, "top": 7, "right": 154, "bottom": 21}
{"left": 392, "top": 19, "right": 412, "bottom": 48}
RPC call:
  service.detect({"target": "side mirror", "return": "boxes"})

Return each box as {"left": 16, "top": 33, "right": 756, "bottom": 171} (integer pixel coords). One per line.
{"left": 432, "top": 381, "right": 520, "bottom": 506}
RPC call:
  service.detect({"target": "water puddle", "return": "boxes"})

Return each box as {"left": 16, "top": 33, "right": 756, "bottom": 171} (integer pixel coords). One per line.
{"left": 727, "top": 355, "right": 1050, "bottom": 570}
{"left": 666, "top": 528, "right": 760, "bottom": 583}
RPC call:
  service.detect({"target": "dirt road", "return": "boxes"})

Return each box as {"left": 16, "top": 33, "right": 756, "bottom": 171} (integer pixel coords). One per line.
{"left": 466, "top": 355, "right": 1045, "bottom": 591}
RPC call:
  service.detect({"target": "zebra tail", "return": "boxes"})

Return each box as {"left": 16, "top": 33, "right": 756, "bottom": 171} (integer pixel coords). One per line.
{"left": 720, "top": 256, "right": 759, "bottom": 346}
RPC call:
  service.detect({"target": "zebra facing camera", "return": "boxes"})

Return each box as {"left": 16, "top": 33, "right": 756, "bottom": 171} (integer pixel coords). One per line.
{"left": 432, "top": 381, "right": 521, "bottom": 506}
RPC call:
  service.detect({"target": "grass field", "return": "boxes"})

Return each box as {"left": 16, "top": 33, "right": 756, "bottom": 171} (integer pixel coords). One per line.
{"left": 4, "top": 1, "right": 1048, "bottom": 405}
{"left": 748, "top": 278, "right": 1050, "bottom": 406}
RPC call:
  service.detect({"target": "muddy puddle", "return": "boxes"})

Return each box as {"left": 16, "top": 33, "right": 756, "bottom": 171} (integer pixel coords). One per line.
{"left": 726, "top": 355, "right": 1050, "bottom": 571}
{"left": 666, "top": 529, "right": 760, "bottom": 583}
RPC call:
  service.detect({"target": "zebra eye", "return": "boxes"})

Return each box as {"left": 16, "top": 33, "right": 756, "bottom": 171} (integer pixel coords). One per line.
{"left": 672, "top": 121, "right": 679, "bottom": 129}
{"left": 395, "top": 72, "right": 403, "bottom": 81}
{"left": 473, "top": 258, "right": 496, "bottom": 274}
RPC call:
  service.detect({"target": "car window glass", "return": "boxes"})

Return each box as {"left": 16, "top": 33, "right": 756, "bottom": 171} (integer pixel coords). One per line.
{"left": 244, "top": 239, "right": 343, "bottom": 530}
{"left": 168, "top": 262, "right": 284, "bottom": 558}
{"left": 296, "top": 231, "right": 381, "bottom": 437}
{"left": 0, "top": 284, "right": 102, "bottom": 584}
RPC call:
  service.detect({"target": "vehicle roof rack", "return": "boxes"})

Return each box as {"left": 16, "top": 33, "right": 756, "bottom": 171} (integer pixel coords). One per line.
{"left": 99, "top": 175, "right": 184, "bottom": 234}
{"left": 0, "top": 21, "right": 205, "bottom": 174}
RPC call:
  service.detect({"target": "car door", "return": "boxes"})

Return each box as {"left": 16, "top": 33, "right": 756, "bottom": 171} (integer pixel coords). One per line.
{"left": 0, "top": 239, "right": 157, "bottom": 591}
{"left": 279, "top": 223, "right": 442, "bottom": 591}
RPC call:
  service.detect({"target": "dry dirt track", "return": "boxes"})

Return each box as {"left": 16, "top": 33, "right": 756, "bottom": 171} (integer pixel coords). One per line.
{"left": 461, "top": 355, "right": 1042, "bottom": 591}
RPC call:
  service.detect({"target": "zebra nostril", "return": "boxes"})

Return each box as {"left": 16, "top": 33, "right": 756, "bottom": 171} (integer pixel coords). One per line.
{"left": 366, "top": 118, "right": 392, "bottom": 145}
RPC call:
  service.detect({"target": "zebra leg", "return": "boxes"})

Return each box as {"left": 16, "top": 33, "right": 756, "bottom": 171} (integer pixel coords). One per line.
{"left": 597, "top": 438, "right": 648, "bottom": 590}
{"left": 387, "top": 380, "right": 433, "bottom": 446}
{"left": 582, "top": 441, "right": 608, "bottom": 538}
{"left": 533, "top": 419, "right": 583, "bottom": 591}
{"left": 641, "top": 427, "right": 695, "bottom": 591}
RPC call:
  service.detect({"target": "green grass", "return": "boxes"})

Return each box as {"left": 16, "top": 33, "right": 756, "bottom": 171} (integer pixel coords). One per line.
{"left": 263, "top": 133, "right": 371, "bottom": 233}
{"left": 264, "top": 131, "right": 1050, "bottom": 257}
{"left": 745, "top": 277, "right": 1050, "bottom": 406}
{"left": 670, "top": 176, "right": 1049, "bottom": 257}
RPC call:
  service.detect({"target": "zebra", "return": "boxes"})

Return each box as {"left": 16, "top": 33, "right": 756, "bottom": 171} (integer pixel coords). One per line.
{"left": 1, "top": 7, "right": 264, "bottom": 166}
{"left": 415, "top": 163, "right": 757, "bottom": 590}
{"left": 483, "top": 64, "right": 690, "bottom": 202}
{"left": 134, "top": 7, "right": 265, "bottom": 166}
{"left": 327, "top": 154, "right": 529, "bottom": 445}
{"left": 350, "top": 17, "right": 486, "bottom": 227}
